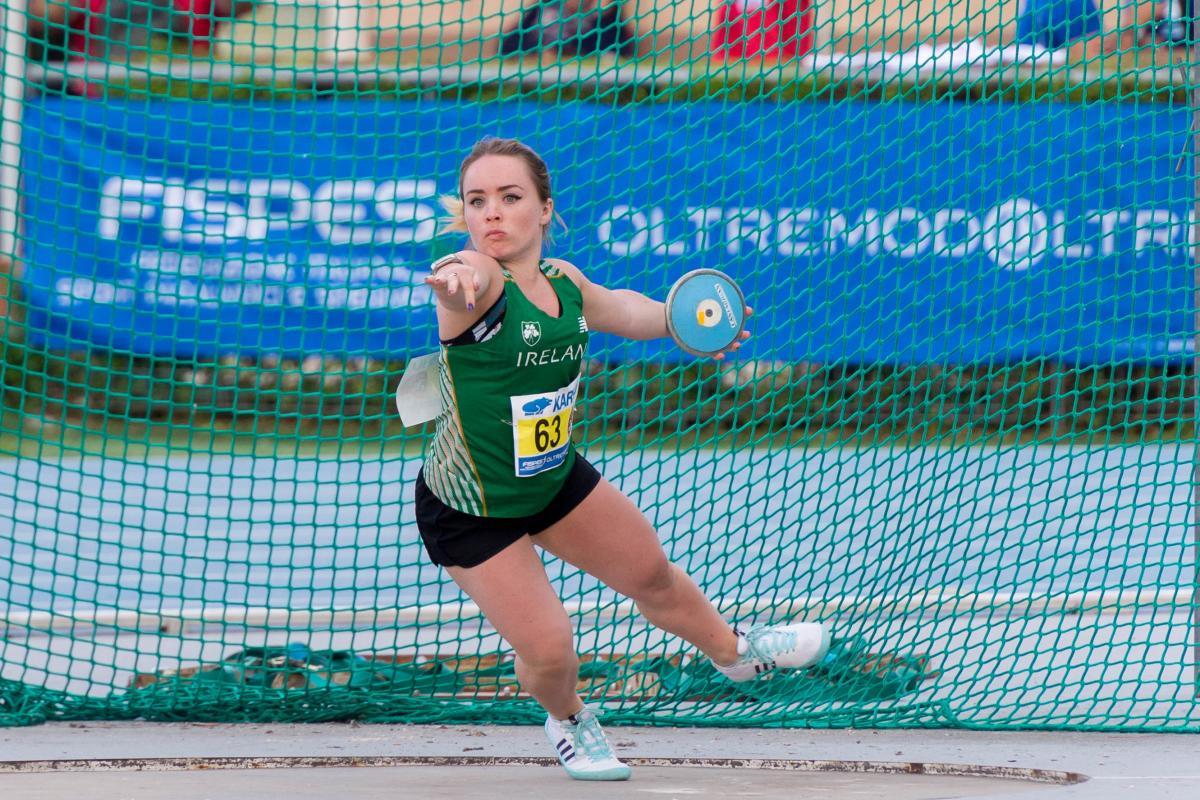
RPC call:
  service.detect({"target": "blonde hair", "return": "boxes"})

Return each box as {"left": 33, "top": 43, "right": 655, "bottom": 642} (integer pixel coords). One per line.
{"left": 439, "top": 137, "right": 564, "bottom": 241}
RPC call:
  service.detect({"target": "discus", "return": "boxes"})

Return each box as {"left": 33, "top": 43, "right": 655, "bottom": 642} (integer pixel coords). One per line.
{"left": 665, "top": 269, "right": 747, "bottom": 357}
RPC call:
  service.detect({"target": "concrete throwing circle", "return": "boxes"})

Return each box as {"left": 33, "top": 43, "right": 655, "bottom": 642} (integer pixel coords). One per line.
{"left": 0, "top": 756, "right": 1087, "bottom": 800}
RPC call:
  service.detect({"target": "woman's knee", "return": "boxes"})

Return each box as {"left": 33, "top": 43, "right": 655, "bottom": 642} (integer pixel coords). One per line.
{"left": 514, "top": 637, "right": 579, "bottom": 676}
{"left": 628, "top": 557, "right": 678, "bottom": 604}
{"left": 508, "top": 617, "right": 578, "bottom": 674}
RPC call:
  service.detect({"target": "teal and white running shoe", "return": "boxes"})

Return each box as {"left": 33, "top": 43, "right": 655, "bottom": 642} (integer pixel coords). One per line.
{"left": 544, "top": 706, "right": 631, "bottom": 781}
{"left": 712, "top": 622, "right": 832, "bottom": 682}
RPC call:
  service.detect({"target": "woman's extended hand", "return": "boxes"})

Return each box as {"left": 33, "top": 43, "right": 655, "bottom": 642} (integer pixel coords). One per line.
{"left": 712, "top": 306, "right": 753, "bottom": 361}
{"left": 425, "top": 260, "right": 482, "bottom": 311}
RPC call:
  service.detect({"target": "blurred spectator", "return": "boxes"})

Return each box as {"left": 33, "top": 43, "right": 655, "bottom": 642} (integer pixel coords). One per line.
{"left": 1144, "top": 0, "right": 1194, "bottom": 45}
{"left": 711, "top": 0, "right": 813, "bottom": 60}
{"left": 25, "top": 0, "right": 243, "bottom": 63}
{"left": 499, "top": 0, "right": 638, "bottom": 58}
{"left": 1015, "top": 0, "right": 1103, "bottom": 50}
{"left": 1014, "top": 0, "right": 1158, "bottom": 54}
{"left": 25, "top": 0, "right": 246, "bottom": 96}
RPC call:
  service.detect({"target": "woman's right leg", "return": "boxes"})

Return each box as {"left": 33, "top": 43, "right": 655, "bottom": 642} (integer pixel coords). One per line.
{"left": 446, "top": 534, "right": 582, "bottom": 720}
{"left": 448, "top": 534, "right": 630, "bottom": 781}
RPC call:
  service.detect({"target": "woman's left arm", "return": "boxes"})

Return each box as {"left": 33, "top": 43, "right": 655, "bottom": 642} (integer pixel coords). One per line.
{"left": 553, "top": 260, "right": 666, "bottom": 340}
{"left": 552, "top": 259, "right": 751, "bottom": 358}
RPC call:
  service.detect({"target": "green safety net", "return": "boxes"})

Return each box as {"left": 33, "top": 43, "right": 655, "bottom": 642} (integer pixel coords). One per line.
{"left": 0, "top": 0, "right": 1196, "bottom": 731}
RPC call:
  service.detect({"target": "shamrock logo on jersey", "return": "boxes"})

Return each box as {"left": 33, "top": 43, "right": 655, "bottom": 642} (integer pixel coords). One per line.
{"left": 521, "top": 321, "right": 542, "bottom": 347}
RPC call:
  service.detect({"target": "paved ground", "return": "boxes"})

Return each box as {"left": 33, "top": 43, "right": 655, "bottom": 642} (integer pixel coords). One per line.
{"left": 4, "top": 447, "right": 1195, "bottom": 731}
{"left": 1, "top": 722, "right": 1197, "bottom": 799}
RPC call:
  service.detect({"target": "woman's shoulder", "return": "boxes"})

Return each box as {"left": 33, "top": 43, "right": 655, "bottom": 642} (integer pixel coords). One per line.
{"left": 544, "top": 257, "right": 589, "bottom": 288}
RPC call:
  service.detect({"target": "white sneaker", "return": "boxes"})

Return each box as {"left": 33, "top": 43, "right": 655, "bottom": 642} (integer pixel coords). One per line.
{"left": 711, "top": 622, "right": 832, "bottom": 682}
{"left": 543, "top": 706, "right": 631, "bottom": 781}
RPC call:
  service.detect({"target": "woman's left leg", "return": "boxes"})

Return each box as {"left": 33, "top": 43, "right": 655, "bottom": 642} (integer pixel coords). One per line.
{"left": 535, "top": 476, "right": 741, "bottom": 666}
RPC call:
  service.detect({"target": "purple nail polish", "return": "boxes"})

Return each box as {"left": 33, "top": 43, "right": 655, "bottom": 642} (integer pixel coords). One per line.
{"left": 467, "top": 303, "right": 475, "bottom": 311}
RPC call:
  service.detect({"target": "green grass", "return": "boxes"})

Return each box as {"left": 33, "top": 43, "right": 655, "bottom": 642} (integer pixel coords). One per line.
{"left": 1, "top": 345, "right": 1192, "bottom": 460}
{"left": 32, "top": 37, "right": 1191, "bottom": 105}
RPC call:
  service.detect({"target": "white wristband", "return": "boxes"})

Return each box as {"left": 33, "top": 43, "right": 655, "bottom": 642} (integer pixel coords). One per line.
{"left": 430, "top": 253, "right": 464, "bottom": 276}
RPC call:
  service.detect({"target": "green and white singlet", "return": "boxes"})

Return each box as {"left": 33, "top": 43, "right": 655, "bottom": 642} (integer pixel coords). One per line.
{"left": 423, "top": 261, "right": 589, "bottom": 517}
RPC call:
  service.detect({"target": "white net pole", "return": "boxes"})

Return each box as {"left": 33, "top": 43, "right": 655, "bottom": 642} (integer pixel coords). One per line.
{"left": 0, "top": 0, "right": 28, "bottom": 258}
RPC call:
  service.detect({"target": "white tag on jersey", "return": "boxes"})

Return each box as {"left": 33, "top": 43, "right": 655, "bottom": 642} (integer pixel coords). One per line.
{"left": 395, "top": 352, "right": 444, "bottom": 427}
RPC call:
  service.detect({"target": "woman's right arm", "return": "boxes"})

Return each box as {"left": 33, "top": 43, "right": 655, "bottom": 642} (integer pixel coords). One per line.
{"left": 424, "top": 251, "right": 504, "bottom": 338}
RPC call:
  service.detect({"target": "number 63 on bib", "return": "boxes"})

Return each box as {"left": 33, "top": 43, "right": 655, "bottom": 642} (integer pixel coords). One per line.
{"left": 510, "top": 377, "right": 580, "bottom": 477}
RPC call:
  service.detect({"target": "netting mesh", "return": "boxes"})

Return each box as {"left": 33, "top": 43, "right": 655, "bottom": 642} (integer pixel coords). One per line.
{"left": 0, "top": 0, "right": 1196, "bottom": 730}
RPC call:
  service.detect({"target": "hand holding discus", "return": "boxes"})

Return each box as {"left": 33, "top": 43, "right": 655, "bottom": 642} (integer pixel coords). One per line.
{"left": 665, "top": 269, "right": 752, "bottom": 360}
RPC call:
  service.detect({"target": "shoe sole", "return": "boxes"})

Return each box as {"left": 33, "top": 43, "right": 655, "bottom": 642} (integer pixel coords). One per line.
{"left": 564, "top": 765, "right": 632, "bottom": 781}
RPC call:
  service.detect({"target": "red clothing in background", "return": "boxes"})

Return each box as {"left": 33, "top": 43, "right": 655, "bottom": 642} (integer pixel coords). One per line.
{"left": 712, "top": 0, "right": 814, "bottom": 60}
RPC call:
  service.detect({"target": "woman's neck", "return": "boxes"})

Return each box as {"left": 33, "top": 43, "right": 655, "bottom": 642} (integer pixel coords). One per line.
{"left": 499, "top": 255, "right": 543, "bottom": 280}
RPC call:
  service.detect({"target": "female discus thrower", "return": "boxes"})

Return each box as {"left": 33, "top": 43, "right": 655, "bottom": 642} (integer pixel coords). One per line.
{"left": 416, "top": 137, "right": 831, "bottom": 781}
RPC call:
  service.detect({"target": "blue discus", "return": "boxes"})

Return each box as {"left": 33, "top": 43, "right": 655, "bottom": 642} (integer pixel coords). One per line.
{"left": 665, "top": 269, "right": 747, "bottom": 357}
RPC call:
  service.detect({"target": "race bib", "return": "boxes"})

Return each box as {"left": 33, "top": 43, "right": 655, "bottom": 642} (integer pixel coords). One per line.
{"left": 510, "top": 376, "right": 579, "bottom": 477}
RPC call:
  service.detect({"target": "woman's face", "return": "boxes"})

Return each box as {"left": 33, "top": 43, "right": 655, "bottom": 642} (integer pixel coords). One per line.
{"left": 461, "top": 154, "right": 552, "bottom": 263}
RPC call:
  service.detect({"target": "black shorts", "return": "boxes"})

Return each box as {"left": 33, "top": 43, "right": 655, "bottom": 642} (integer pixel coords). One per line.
{"left": 414, "top": 455, "right": 602, "bottom": 568}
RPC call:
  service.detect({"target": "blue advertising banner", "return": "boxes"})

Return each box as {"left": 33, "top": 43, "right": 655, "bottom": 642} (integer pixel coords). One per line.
{"left": 20, "top": 97, "right": 1194, "bottom": 363}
